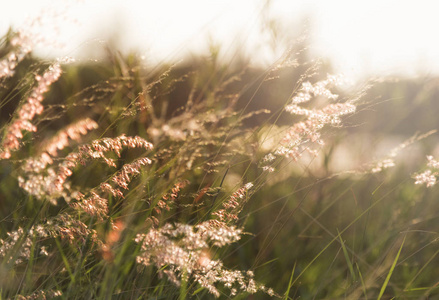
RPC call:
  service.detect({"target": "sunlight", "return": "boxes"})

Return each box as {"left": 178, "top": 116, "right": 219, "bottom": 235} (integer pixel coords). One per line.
{"left": 3, "top": 1, "right": 439, "bottom": 298}
{"left": 2, "top": 1, "right": 439, "bottom": 79}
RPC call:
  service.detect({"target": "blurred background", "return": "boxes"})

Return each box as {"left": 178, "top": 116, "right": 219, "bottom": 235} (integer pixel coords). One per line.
{"left": 2, "top": 0, "right": 439, "bottom": 81}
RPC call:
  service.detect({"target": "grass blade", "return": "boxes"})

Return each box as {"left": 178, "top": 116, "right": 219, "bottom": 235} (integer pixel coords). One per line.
{"left": 356, "top": 263, "right": 368, "bottom": 300}
{"left": 337, "top": 229, "right": 356, "bottom": 282}
{"left": 283, "top": 261, "right": 296, "bottom": 300}
{"left": 377, "top": 236, "right": 406, "bottom": 300}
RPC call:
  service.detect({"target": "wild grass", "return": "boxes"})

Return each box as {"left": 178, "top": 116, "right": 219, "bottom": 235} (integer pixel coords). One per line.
{"left": 1, "top": 25, "right": 439, "bottom": 300}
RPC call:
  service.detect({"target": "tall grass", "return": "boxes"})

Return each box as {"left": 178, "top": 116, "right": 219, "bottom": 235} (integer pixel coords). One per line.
{"left": 1, "top": 23, "right": 439, "bottom": 300}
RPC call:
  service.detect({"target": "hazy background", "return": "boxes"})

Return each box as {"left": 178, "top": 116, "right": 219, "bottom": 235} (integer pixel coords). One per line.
{"left": 1, "top": 0, "right": 439, "bottom": 81}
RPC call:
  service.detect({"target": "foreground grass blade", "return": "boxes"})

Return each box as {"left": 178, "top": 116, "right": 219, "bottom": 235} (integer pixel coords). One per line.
{"left": 377, "top": 236, "right": 406, "bottom": 300}
{"left": 283, "top": 261, "right": 296, "bottom": 300}
{"left": 337, "top": 229, "right": 356, "bottom": 282}
{"left": 179, "top": 268, "right": 188, "bottom": 300}
{"left": 54, "top": 238, "right": 73, "bottom": 281}
{"left": 356, "top": 263, "right": 368, "bottom": 300}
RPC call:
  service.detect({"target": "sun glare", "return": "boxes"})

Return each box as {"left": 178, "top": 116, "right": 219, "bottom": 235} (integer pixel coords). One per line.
{"left": 2, "top": 0, "right": 438, "bottom": 80}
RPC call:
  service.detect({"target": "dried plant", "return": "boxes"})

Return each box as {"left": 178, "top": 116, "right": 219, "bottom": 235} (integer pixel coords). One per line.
{"left": 2, "top": 14, "right": 438, "bottom": 299}
{"left": 134, "top": 221, "right": 275, "bottom": 298}
{"left": 414, "top": 155, "right": 439, "bottom": 187}
{"left": 0, "top": 63, "right": 62, "bottom": 159}
{"left": 0, "top": 26, "right": 283, "bottom": 298}
{"left": 0, "top": 36, "right": 359, "bottom": 297}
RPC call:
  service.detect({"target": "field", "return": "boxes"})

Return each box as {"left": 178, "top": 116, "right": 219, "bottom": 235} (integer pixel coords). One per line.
{"left": 1, "top": 24, "right": 439, "bottom": 300}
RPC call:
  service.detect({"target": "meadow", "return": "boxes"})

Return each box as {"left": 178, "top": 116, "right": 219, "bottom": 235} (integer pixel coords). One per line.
{"left": 1, "top": 25, "right": 439, "bottom": 300}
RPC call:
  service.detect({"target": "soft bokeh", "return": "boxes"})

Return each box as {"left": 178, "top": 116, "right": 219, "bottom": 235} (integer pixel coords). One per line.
{"left": 2, "top": 0, "right": 439, "bottom": 80}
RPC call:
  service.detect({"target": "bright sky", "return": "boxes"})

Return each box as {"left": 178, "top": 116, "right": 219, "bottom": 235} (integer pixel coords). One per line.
{"left": 2, "top": 0, "right": 439, "bottom": 81}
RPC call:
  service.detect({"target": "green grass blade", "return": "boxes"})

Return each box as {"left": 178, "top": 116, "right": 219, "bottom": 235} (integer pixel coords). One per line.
{"left": 255, "top": 257, "right": 279, "bottom": 269}
{"left": 337, "top": 229, "right": 356, "bottom": 282}
{"left": 54, "top": 238, "right": 73, "bottom": 281}
{"left": 192, "top": 287, "right": 205, "bottom": 296}
{"left": 356, "top": 263, "right": 368, "bottom": 300}
{"left": 283, "top": 261, "right": 296, "bottom": 300}
{"left": 377, "top": 236, "right": 406, "bottom": 300}
{"left": 179, "top": 268, "right": 188, "bottom": 300}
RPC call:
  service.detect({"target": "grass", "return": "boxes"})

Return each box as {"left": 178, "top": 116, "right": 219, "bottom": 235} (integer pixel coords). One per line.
{"left": 1, "top": 26, "right": 439, "bottom": 300}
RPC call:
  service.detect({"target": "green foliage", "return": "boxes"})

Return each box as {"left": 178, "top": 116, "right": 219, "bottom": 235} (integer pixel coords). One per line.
{"left": 1, "top": 27, "right": 439, "bottom": 300}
